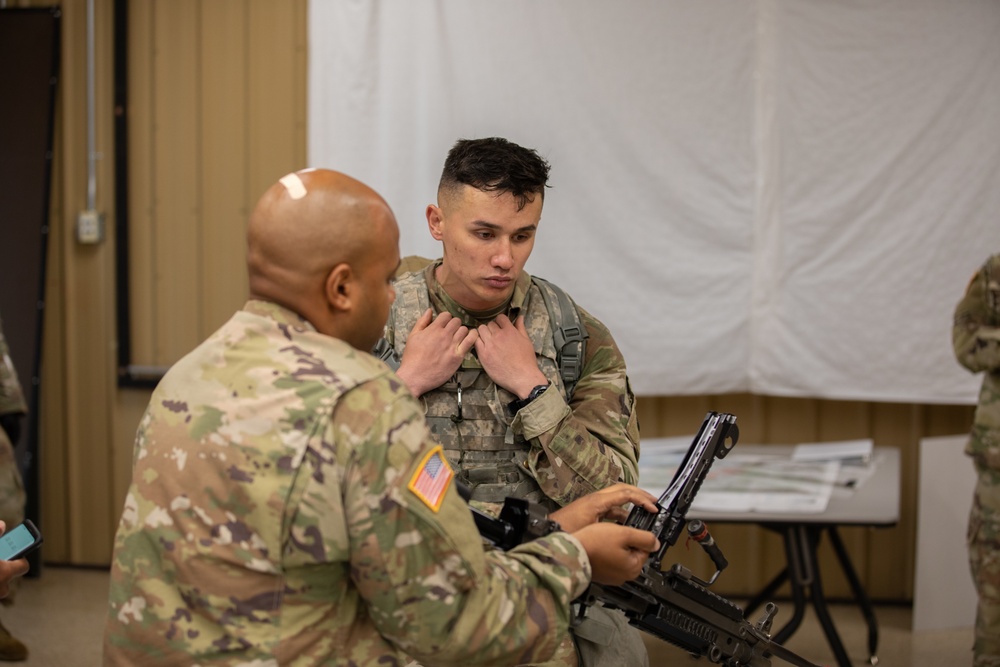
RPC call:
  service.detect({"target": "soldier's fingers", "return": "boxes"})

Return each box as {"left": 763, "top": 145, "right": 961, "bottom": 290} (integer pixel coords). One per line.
{"left": 477, "top": 322, "right": 495, "bottom": 340}
{"left": 456, "top": 329, "right": 478, "bottom": 356}
{"left": 515, "top": 315, "right": 528, "bottom": 334}
{"left": 412, "top": 308, "right": 435, "bottom": 332}
{"left": 594, "top": 484, "right": 658, "bottom": 513}
{"left": 5, "top": 559, "right": 28, "bottom": 579}
{"left": 445, "top": 314, "right": 470, "bottom": 331}
{"left": 433, "top": 311, "right": 456, "bottom": 329}
{"left": 621, "top": 527, "right": 660, "bottom": 554}
{"left": 602, "top": 506, "right": 630, "bottom": 524}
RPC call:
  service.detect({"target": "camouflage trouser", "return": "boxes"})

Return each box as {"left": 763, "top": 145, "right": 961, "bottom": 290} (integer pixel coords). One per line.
{"left": 570, "top": 604, "right": 648, "bottom": 667}
{"left": 497, "top": 604, "right": 648, "bottom": 667}
{"left": 406, "top": 605, "right": 647, "bottom": 667}
{"left": 0, "top": 427, "right": 25, "bottom": 607}
{"left": 969, "top": 468, "right": 1000, "bottom": 667}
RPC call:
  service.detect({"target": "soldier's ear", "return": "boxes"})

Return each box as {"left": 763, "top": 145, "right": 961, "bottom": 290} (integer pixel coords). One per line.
{"left": 427, "top": 204, "right": 445, "bottom": 241}
{"left": 325, "top": 263, "right": 354, "bottom": 312}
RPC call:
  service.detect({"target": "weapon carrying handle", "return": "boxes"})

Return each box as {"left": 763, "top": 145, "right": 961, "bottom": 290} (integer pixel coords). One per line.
{"left": 687, "top": 519, "right": 728, "bottom": 585}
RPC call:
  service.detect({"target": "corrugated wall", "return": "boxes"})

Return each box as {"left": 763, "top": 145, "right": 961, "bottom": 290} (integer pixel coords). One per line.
{"left": 26, "top": 0, "right": 973, "bottom": 603}
{"left": 27, "top": 0, "right": 306, "bottom": 565}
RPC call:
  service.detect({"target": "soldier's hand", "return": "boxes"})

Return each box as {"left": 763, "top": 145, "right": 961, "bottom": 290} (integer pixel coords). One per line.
{"left": 550, "top": 484, "right": 659, "bottom": 533}
{"left": 475, "top": 315, "right": 547, "bottom": 397}
{"left": 0, "top": 522, "right": 29, "bottom": 599}
{"left": 396, "top": 309, "right": 478, "bottom": 397}
{"left": 572, "top": 523, "right": 659, "bottom": 586}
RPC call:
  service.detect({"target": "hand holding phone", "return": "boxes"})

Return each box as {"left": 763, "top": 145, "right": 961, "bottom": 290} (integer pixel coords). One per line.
{"left": 0, "top": 520, "right": 42, "bottom": 561}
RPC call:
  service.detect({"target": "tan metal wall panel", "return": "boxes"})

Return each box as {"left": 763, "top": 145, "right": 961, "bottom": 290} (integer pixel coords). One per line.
{"left": 247, "top": 0, "right": 307, "bottom": 197}
{"left": 127, "top": 0, "right": 156, "bottom": 364}
{"left": 200, "top": 0, "right": 250, "bottom": 333}
{"left": 45, "top": 0, "right": 119, "bottom": 564}
{"left": 151, "top": 0, "right": 203, "bottom": 361}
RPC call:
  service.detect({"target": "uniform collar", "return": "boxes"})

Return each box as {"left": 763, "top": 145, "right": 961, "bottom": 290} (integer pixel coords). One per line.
{"left": 242, "top": 299, "right": 316, "bottom": 332}
{"left": 423, "top": 260, "right": 532, "bottom": 326}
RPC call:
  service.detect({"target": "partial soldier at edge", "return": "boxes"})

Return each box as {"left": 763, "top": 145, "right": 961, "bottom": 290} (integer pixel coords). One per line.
{"left": 954, "top": 252, "right": 1000, "bottom": 667}
{"left": 0, "top": 314, "right": 29, "bottom": 661}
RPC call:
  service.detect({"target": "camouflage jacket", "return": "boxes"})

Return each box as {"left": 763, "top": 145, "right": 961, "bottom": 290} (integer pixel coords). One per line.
{"left": 954, "top": 253, "right": 1000, "bottom": 467}
{"left": 0, "top": 313, "right": 26, "bottom": 530}
{"left": 0, "top": 315, "right": 26, "bottom": 417}
{"left": 381, "top": 261, "right": 640, "bottom": 510}
{"left": 104, "top": 300, "right": 591, "bottom": 666}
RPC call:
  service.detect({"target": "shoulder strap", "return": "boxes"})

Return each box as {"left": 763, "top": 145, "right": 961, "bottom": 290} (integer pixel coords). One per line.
{"left": 371, "top": 265, "right": 433, "bottom": 371}
{"left": 371, "top": 337, "right": 400, "bottom": 371}
{"left": 531, "top": 276, "right": 588, "bottom": 399}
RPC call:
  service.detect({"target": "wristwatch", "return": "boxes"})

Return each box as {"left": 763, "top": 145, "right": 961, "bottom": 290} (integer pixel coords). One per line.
{"left": 508, "top": 382, "right": 550, "bottom": 414}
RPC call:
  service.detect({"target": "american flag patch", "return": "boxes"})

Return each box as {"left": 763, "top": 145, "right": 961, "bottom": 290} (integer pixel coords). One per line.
{"left": 408, "top": 446, "right": 453, "bottom": 512}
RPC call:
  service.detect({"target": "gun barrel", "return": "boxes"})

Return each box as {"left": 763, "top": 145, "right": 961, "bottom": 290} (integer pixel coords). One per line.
{"left": 592, "top": 567, "right": 822, "bottom": 667}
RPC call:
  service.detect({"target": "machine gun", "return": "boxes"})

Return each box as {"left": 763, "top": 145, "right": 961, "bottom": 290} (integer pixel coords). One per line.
{"left": 463, "top": 411, "right": 823, "bottom": 667}
{"left": 580, "top": 411, "right": 821, "bottom": 667}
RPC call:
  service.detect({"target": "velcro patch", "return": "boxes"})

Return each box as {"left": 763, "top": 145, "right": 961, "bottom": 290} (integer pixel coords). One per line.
{"left": 408, "top": 446, "right": 453, "bottom": 512}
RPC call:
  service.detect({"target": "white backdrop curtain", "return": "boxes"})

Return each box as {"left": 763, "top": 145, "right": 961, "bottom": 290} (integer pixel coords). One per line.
{"left": 307, "top": 0, "right": 1000, "bottom": 403}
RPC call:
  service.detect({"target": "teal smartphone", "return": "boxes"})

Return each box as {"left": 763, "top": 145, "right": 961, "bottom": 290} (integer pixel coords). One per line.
{"left": 0, "top": 520, "right": 42, "bottom": 560}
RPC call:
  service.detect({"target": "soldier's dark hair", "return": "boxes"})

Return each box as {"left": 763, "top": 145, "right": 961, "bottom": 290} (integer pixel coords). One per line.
{"left": 438, "top": 137, "right": 551, "bottom": 211}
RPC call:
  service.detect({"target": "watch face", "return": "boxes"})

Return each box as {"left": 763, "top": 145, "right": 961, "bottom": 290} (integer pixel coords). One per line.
{"left": 509, "top": 383, "right": 549, "bottom": 414}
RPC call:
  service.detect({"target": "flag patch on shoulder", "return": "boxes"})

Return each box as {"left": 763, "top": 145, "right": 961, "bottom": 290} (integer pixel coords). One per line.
{"left": 408, "top": 446, "right": 453, "bottom": 512}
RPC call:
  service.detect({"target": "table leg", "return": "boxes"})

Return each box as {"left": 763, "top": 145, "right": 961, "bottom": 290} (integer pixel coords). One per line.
{"left": 744, "top": 566, "right": 789, "bottom": 617}
{"left": 828, "top": 526, "right": 880, "bottom": 665}
{"left": 747, "top": 523, "right": 872, "bottom": 667}
{"left": 804, "top": 526, "right": 853, "bottom": 667}
{"left": 773, "top": 525, "right": 811, "bottom": 644}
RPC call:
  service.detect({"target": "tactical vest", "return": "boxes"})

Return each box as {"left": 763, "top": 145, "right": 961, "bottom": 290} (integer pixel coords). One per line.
{"left": 377, "top": 271, "right": 587, "bottom": 508}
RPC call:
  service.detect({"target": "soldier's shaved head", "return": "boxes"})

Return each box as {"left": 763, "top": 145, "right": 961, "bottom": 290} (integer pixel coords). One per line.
{"left": 247, "top": 168, "right": 400, "bottom": 347}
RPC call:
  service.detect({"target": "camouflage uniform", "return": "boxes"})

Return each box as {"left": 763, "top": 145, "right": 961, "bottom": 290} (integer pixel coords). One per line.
{"left": 0, "top": 315, "right": 28, "bottom": 664}
{"left": 954, "top": 254, "right": 1000, "bottom": 667}
{"left": 104, "top": 300, "right": 592, "bottom": 667}
{"left": 381, "top": 262, "right": 645, "bottom": 667}
{"left": 0, "top": 315, "right": 27, "bottom": 560}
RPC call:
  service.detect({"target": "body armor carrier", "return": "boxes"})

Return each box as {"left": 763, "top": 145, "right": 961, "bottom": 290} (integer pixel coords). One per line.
{"left": 378, "top": 269, "right": 587, "bottom": 509}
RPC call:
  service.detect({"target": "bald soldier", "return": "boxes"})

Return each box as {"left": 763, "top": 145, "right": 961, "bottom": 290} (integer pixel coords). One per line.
{"left": 103, "top": 168, "right": 660, "bottom": 666}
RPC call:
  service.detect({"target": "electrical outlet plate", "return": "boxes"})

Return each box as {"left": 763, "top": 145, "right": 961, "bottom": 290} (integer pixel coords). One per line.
{"left": 76, "top": 210, "right": 104, "bottom": 244}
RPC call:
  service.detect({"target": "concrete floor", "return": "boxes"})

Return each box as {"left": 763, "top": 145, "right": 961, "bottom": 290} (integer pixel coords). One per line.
{"left": 0, "top": 566, "right": 977, "bottom": 666}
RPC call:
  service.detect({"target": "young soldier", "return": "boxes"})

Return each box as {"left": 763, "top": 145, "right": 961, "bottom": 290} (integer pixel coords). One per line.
{"left": 376, "top": 138, "right": 646, "bottom": 665}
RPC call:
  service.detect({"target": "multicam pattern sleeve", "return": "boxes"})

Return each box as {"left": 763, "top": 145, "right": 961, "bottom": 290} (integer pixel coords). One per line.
{"left": 954, "top": 254, "right": 1000, "bottom": 461}
{"left": 104, "top": 300, "right": 589, "bottom": 667}
{"left": 0, "top": 314, "right": 26, "bottom": 534}
{"left": 514, "top": 306, "right": 641, "bottom": 505}
{"left": 344, "top": 390, "right": 591, "bottom": 664}
{"left": 0, "top": 315, "right": 27, "bottom": 416}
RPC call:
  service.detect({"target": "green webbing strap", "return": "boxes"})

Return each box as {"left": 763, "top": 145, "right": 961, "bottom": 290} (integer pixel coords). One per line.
{"left": 372, "top": 337, "right": 401, "bottom": 371}
{"left": 532, "top": 276, "right": 588, "bottom": 399}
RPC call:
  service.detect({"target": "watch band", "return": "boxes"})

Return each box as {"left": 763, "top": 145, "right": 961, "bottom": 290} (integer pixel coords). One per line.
{"left": 508, "top": 382, "right": 550, "bottom": 414}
